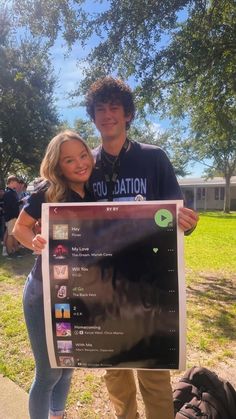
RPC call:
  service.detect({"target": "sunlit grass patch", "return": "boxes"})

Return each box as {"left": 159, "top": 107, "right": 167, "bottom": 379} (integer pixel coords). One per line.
{"left": 67, "top": 370, "right": 105, "bottom": 418}
{"left": 0, "top": 290, "right": 34, "bottom": 389}
{"left": 185, "top": 211, "right": 236, "bottom": 273}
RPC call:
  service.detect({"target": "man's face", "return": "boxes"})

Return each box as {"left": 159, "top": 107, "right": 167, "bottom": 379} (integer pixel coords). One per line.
{"left": 94, "top": 101, "right": 131, "bottom": 142}
{"left": 10, "top": 181, "right": 21, "bottom": 192}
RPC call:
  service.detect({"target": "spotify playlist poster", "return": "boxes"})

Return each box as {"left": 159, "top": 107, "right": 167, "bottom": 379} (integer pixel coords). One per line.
{"left": 41, "top": 201, "right": 186, "bottom": 370}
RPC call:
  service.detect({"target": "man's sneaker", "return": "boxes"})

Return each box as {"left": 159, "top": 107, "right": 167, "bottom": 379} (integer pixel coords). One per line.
{"left": 15, "top": 251, "right": 23, "bottom": 258}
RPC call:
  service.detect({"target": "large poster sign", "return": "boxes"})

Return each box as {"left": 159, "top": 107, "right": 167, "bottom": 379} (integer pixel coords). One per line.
{"left": 41, "top": 200, "right": 186, "bottom": 370}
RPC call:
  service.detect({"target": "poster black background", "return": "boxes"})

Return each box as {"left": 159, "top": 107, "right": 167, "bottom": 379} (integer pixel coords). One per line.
{"left": 48, "top": 204, "right": 180, "bottom": 369}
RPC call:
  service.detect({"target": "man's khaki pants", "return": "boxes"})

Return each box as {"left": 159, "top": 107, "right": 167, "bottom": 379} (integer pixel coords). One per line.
{"left": 104, "top": 369, "right": 174, "bottom": 419}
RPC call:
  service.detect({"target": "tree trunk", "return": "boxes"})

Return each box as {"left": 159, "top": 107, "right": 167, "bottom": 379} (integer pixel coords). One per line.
{"left": 224, "top": 175, "right": 231, "bottom": 213}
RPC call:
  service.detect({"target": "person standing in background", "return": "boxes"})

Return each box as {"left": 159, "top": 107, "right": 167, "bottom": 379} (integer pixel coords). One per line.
{"left": 0, "top": 187, "right": 5, "bottom": 246}
{"left": 2, "top": 175, "right": 21, "bottom": 257}
{"left": 18, "top": 179, "right": 30, "bottom": 209}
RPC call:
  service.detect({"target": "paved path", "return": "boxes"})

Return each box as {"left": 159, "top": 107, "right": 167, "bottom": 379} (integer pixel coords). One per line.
{"left": 0, "top": 374, "right": 29, "bottom": 419}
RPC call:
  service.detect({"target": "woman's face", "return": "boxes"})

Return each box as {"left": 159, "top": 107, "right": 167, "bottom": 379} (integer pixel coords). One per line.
{"left": 58, "top": 139, "right": 93, "bottom": 187}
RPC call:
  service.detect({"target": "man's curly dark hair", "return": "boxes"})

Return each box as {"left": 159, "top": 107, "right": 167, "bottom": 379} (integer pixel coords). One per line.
{"left": 85, "top": 76, "right": 135, "bottom": 129}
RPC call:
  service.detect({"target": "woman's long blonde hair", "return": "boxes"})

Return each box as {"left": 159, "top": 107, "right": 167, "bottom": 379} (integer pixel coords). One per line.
{"left": 40, "top": 130, "right": 94, "bottom": 203}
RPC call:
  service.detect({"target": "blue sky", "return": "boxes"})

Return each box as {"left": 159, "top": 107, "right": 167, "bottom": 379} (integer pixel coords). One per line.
{"left": 51, "top": 41, "right": 87, "bottom": 124}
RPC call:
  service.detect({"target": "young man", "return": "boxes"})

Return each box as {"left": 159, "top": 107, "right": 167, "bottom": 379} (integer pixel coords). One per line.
{"left": 3, "top": 175, "right": 21, "bottom": 256}
{"left": 85, "top": 77, "right": 198, "bottom": 419}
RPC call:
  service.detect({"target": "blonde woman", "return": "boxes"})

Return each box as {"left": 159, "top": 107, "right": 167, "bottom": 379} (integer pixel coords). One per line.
{"left": 13, "top": 130, "right": 94, "bottom": 419}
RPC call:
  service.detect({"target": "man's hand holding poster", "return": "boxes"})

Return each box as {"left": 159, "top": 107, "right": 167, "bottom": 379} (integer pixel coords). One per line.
{"left": 42, "top": 201, "right": 186, "bottom": 370}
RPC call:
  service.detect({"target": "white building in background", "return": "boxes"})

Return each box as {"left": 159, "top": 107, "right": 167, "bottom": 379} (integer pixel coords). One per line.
{"left": 27, "top": 176, "right": 236, "bottom": 211}
{"left": 178, "top": 176, "right": 236, "bottom": 211}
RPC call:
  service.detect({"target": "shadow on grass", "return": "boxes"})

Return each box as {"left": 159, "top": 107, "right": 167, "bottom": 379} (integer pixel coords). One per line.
{"left": 187, "top": 274, "right": 236, "bottom": 339}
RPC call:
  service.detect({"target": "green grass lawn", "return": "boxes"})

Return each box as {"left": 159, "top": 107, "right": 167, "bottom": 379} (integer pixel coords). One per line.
{"left": 185, "top": 211, "right": 236, "bottom": 273}
{"left": 0, "top": 211, "right": 235, "bottom": 416}
{"left": 0, "top": 255, "right": 35, "bottom": 389}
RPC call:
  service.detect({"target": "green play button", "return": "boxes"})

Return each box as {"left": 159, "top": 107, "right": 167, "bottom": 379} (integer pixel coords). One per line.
{"left": 154, "top": 209, "right": 173, "bottom": 228}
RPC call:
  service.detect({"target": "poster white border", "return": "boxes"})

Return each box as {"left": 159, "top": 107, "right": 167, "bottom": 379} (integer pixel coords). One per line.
{"left": 42, "top": 200, "right": 186, "bottom": 370}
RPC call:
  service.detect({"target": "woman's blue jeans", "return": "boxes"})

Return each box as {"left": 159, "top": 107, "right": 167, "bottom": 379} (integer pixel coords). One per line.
{"left": 23, "top": 275, "right": 73, "bottom": 418}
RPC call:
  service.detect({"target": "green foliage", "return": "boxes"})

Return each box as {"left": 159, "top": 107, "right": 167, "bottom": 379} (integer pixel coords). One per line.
{"left": 11, "top": 1, "right": 207, "bottom": 98}
{"left": 11, "top": 2, "right": 236, "bottom": 200}
{"left": 167, "top": 1, "right": 236, "bottom": 211}
{"left": 0, "top": 5, "right": 59, "bottom": 185}
{"left": 130, "top": 121, "right": 190, "bottom": 177}
{"left": 74, "top": 118, "right": 100, "bottom": 149}
{"left": 13, "top": 0, "right": 90, "bottom": 48}
{"left": 11, "top": 0, "right": 236, "bottom": 121}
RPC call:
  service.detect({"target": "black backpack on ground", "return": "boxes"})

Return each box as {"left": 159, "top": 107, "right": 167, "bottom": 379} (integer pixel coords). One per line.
{"left": 173, "top": 366, "right": 236, "bottom": 418}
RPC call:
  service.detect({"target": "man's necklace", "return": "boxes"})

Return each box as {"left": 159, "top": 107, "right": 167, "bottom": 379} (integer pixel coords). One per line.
{"left": 101, "top": 150, "right": 117, "bottom": 166}
{"left": 101, "top": 138, "right": 130, "bottom": 200}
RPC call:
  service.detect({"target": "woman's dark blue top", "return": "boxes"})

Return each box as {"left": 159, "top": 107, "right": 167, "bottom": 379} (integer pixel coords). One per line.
{"left": 24, "top": 188, "right": 93, "bottom": 282}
